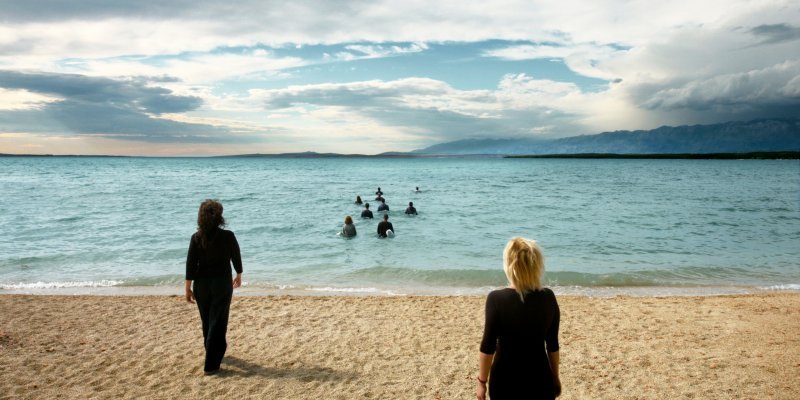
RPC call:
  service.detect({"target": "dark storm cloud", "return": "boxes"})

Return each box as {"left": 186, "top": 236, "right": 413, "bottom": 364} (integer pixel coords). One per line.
{"left": 629, "top": 59, "right": 800, "bottom": 122}
{"left": 0, "top": 71, "right": 201, "bottom": 114}
{"left": 749, "top": 24, "right": 800, "bottom": 45}
{"left": 0, "top": 70, "right": 248, "bottom": 142}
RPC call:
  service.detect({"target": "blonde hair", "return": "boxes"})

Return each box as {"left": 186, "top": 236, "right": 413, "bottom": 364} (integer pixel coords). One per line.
{"left": 503, "top": 237, "right": 545, "bottom": 301}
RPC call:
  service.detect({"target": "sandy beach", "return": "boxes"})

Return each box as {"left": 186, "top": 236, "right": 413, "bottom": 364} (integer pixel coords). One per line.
{"left": 1, "top": 293, "right": 798, "bottom": 399}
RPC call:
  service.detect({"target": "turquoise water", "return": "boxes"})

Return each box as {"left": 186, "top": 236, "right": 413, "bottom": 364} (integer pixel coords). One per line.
{"left": 1, "top": 156, "right": 798, "bottom": 295}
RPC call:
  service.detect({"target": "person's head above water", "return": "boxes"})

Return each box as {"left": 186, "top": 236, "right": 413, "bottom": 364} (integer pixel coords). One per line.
{"left": 383, "top": 214, "right": 389, "bottom": 221}
{"left": 364, "top": 203, "right": 370, "bottom": 209}
{"left": 409, "top": 202, "right": 413, "bottom": 206}
{"left": 381, "top": 199, "right": 386, "bottom": 203}
{"left": 344, "top": 215, "right": 353, "bottom": 224}
{"left": 356, "top": 195, "right": 362, "bottom": 201}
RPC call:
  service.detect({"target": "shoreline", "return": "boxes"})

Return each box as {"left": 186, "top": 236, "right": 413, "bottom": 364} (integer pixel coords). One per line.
{"left": 2, "top": 293, "right": 798, "bottom": 399}
{"left": 1, "top": 283, "right": 798, "bottom": 297}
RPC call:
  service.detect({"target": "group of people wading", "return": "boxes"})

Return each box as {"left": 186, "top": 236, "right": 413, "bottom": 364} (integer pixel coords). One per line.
{"left": 345, "top": 186, "right": 419, "bottom": 238}
{"left": 185, "top": 198, "right": 561, "bottom": 399}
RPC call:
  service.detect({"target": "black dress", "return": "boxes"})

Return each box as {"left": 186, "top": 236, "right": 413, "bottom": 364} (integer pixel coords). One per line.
{"left": 186, "top": 227, "right": 243, "bottom": 372}
{"left": 480, "top": 287, "right": 560, "bottom": 399}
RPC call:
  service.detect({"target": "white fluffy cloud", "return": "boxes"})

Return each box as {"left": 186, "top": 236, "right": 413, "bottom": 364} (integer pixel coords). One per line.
{"left": 0, "top": 88, "right": 61, "bottom": 110}
{"left": 485, "top": 44, "right": 626, "bottom": 80}
{"left": 230, "top": 74, "right": 598, "bottom": 142}
{"left": 2, "top": 1, "right": 783, "bottom": 59}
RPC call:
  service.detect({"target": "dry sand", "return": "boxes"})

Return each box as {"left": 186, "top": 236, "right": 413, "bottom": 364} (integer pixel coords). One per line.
{"left": 0, "top": 293, "right": 798, "bottom": 399}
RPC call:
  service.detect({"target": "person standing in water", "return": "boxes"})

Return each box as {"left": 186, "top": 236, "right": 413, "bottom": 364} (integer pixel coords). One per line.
{"left": 185, "top": 199, "right": 243, "bottom": 376}
{"left": 377, "top": 199, "right": 389, "bottom": 212}
{"left": 377, "top": 214, "right": 394, "bottom": 238}
{"left": 405, "top": 202, "right": 417, "bottom": 215}
{"left": 341, "top": 215, "right": 357, "bottom": 237}
{"left": 355, "top": 195, "right": 363, "bottom": 205}
{"left": 361, "top": 203, "right": 374, "bottom": 219}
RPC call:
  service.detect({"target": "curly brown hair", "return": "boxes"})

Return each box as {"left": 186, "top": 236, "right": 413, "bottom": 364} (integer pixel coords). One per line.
{"left": 197, "top": 199, "right": 225, "bottom": 248}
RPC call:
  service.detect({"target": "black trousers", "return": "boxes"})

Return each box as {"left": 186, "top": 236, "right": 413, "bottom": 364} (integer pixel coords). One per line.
{"left": 193, "top": 277, "right": 233, "bottom": 372}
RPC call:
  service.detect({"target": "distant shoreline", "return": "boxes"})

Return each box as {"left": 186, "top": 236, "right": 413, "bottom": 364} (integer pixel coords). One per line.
{"left": 506, "top": 151, "right": 800, "bottom": 160}
{"left": 2, "top": 151, "right": 798, "bottom": 159}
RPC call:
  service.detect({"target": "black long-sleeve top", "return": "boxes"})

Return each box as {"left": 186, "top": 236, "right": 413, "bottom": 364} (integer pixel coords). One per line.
{"left": 480, "top": 287, "right": 560, "bottom": 399}
{"left": 185, "top": 228, "right": 243, "bottom": 280}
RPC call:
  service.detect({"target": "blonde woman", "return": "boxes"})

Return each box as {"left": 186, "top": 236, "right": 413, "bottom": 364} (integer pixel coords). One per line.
{"left": 476, "top": 237, "right": 561, "bottom": 399}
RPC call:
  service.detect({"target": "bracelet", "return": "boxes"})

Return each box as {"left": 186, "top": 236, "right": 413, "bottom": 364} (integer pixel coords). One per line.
{"left": 476, "top": 376, "right": 487, "bottom": 384}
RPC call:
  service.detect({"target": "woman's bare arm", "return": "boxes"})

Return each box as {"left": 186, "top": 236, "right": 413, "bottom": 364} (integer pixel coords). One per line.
{"left": 476, "top": 352, "right": 493, "bottom": 400}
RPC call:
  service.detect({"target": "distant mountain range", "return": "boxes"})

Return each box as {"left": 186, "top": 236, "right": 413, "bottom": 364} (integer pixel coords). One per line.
{"left": 3, "top": 119, "right": 798, "bottom": 158}
{"left": 413, "top": 119, "right": 800, "bottom": 155}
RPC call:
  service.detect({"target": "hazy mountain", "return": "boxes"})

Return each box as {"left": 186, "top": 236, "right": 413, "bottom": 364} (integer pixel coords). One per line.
{"left": 413, "top": 119, "right": 800, "bottom": 155}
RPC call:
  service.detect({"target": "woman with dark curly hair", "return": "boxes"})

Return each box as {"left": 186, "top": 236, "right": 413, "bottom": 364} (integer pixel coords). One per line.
{"left": 185, "top": 199, "right": 243, "bottom": 375}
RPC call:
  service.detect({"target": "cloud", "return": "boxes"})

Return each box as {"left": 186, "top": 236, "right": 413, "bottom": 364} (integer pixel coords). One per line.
{"left": 52, "top": 51, "right": 307, "bottom": 84}
{"left": 250, "top": 79, "right": 506, "bottom": 141}
{"left": 0, "top": 70, "right": 202, "bottom": 114}
{"left": 2, "top": 0, "right": 772, "bottom": 60}
{"left": 0, "top": 88, "right": 60, "bottom": 110}
{"left": 0, "top": 70, "right": 249, "bottom": 142}
{"left": 344, "top": 43, "right": 428, "bottom": 58}
{"left": 595, "top": 18, "right": 800, "bottom": 123}
{"left": 245, "top": 75, "right": 589, "bottom": 142}
{"left": 484, "top": 43, "right": 626, "bottom": 80}
{"left": 1, "top": 1, "right": 800, "bottom": 155}
{"left": 749, "top": 23, "right": 800, "bottom": 45}
{"left": 631, "top": 60, "right": 800, "bottom": 123}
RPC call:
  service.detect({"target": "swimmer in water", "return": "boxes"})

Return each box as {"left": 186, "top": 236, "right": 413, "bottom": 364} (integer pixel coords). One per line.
{"left": 377, "top": 199, "right": 389, "bottom": 212}
{"left": 415, "top": 186, "right": 420, "bottom": 192}
{"left": 405, "top": 201, "right": 417, "bottom": 215}
{"left": 375, "top": 187, "right": 383, "bottom": 196}
{"left": 377, "top": 214, "right": 394, "bottom": 238}
{"left": 355, "top": 195, "right": 363, "bottom": 205}
{"left": 341, "top": 215, "right": 357, "bottom": 237}
{"left": 361, "top": 203, "right": 374, "bottom": 219}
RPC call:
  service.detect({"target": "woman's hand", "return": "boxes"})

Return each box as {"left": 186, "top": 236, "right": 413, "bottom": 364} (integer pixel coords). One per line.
{"left": 476, "top": 380, "right": 487, "bottom": 400}
{"left": 232, "top": 273, "right": 242, "bottom": 289}
{"left": 185, "top": 280, "right": 195, "bottom": 304}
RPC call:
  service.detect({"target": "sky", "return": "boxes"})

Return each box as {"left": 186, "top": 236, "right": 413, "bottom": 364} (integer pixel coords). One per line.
{"left": 0, "top": 1, "right": 798, "bottom": 156}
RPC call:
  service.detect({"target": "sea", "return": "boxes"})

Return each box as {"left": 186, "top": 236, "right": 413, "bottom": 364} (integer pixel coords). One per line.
{"left": 1, "top": 156, "right": 798, "bottom": 296}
